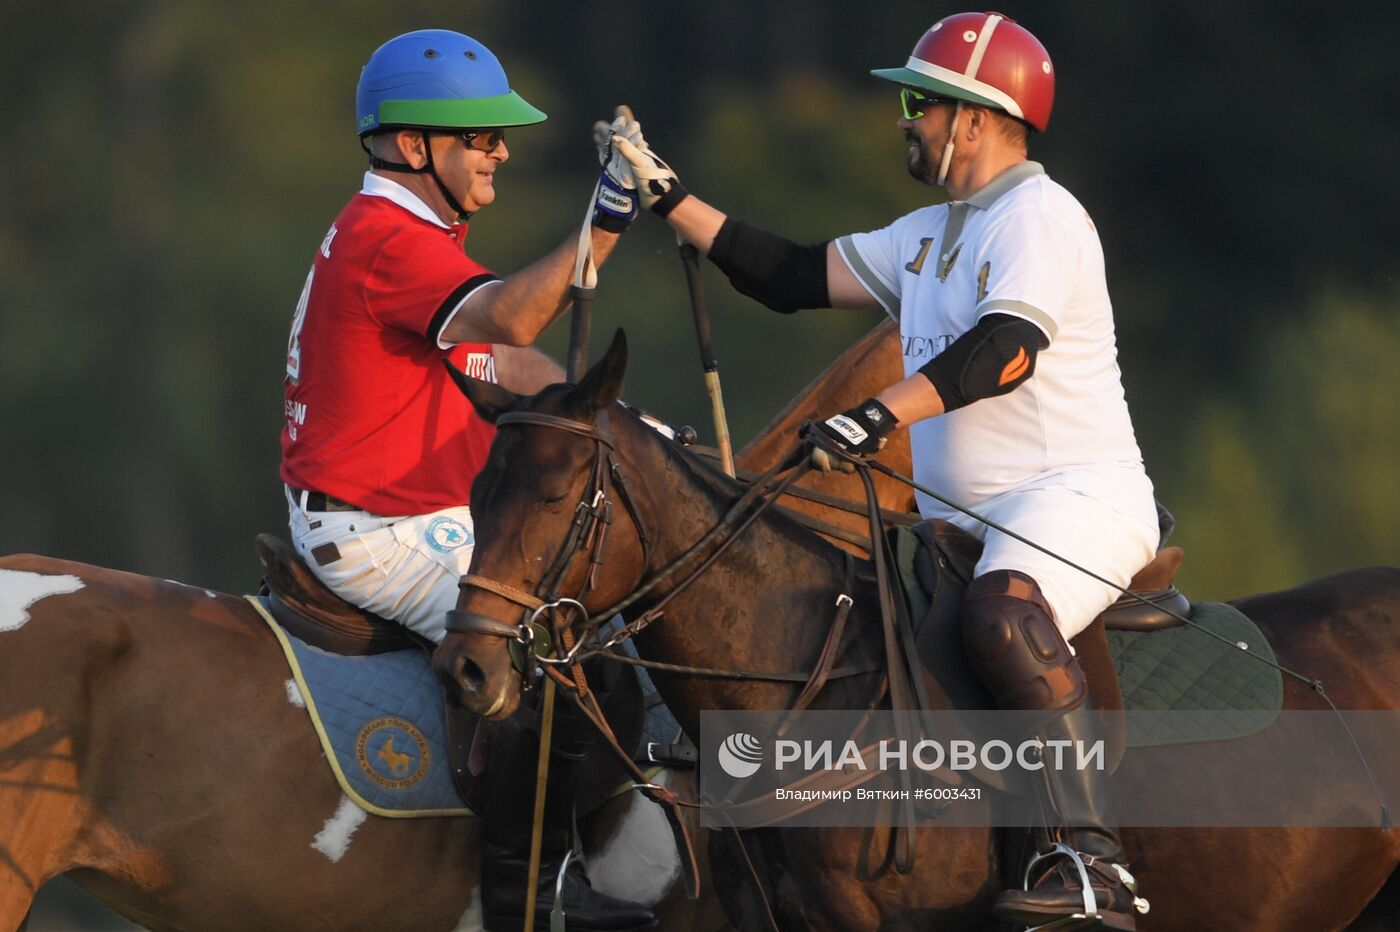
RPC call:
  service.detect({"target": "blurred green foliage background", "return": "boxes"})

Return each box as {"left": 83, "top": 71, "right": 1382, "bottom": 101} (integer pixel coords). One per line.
{"left": 3, "top": 0, "right": 1398, "bottom": 610}
{"left": 5, "top": 1, "right": 1400, "bottom": 925}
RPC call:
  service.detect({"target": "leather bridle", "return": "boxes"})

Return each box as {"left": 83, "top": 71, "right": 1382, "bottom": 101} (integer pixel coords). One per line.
{"left": 445, "top": 407, "right": 878, "bottom": 692}
{"left": 442, "top": 408, "right": 897, "bottom": 919}
{"left": 444, "top": 408, "right": 653, "bottom": 678}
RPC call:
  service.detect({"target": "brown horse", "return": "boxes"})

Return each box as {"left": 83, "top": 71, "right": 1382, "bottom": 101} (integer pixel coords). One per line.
{"left": 0, "top": 323, "right": 911, "bottom": 932}
{"left": 737, "top": 317, "right": 915, "bottom": 530}
{"left": 435, "top": 330, "right": 1400, "bottom": 932}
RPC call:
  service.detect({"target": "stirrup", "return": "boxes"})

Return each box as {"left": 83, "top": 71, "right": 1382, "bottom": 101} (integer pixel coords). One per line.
{"left": 550, "top": 849, "right": 573, "bottom": 932}
{"left": 1021, "top": 843, "right": 1150, "bottom": 930}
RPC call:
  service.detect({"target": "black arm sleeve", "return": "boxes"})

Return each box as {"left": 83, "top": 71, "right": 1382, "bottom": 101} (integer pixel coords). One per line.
{"left": 706, "top": 218, "right": 829, "bottom": 314}
{"left": 917, "top": 313, "right": 1049, "bottom": 412}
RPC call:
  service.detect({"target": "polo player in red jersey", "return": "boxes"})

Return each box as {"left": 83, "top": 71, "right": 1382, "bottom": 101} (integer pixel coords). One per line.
{"left": 280, "top": 29, "right": 655, "bottom": 931}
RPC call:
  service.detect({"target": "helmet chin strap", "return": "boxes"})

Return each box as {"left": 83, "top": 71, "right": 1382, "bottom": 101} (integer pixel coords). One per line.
{"left": 936, "top": 101, "right": 965, "bottom": 188}
{"left": 361, "top": 133, "right": 473, "bottom": 222}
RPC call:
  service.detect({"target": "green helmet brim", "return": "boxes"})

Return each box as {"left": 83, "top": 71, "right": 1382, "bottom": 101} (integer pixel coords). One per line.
{"left": 870, "top": 67, "right": 1004, "bottom": 111}
{"left": 368, "top": 91, "right": 547, "bottom": 134}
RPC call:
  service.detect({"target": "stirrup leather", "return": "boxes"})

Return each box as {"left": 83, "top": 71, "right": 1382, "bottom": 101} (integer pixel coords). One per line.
{"left": 1021, "top": 843, "right": 1151, "bottom": 930}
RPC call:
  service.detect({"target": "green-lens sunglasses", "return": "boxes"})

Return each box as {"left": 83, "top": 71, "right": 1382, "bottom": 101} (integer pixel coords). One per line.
{"left": 900, "top": 87, "right": 955, "bottom": 120}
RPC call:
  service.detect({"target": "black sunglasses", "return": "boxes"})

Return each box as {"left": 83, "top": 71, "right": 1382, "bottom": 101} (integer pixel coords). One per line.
{"left": 458, "top": 128, "right": 507, "bottom": 152}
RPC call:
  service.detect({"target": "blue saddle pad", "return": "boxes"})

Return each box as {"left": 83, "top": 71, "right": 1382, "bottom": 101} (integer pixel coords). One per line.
{"left": 247, "top": 596, "right": 472, "bottom": 817}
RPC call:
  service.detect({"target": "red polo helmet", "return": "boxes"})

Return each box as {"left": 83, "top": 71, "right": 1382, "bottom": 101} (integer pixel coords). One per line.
{"left": 872, "top": 12, "right": 1054, "bottom": 132}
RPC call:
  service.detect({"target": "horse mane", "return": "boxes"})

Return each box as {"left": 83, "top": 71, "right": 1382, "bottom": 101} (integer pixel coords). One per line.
{"left": 603, "top": 398, "right": 856, "bottom": 567}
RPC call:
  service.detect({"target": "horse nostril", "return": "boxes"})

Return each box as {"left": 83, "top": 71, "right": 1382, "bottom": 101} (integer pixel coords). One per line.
{"left": 457, "top": 655, "right": 487, "bottom": 696}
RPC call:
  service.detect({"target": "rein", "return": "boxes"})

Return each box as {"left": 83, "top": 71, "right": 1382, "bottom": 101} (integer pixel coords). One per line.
{"left": 451, "top": 410, "right": 857, "bottom": 684}
{"left": 451, "top": 410, "right": 928, "bottom": 900}
{"left": 449, "top": 409, "right": 925, "bottom": 708}
{"left": 448, "top": 409, "right": 878, "bottom": 920}
{"left": 445, "top": 405, "right": 1395, "bottom": 920}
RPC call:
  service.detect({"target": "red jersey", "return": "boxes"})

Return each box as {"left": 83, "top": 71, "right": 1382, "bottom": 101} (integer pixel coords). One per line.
{"left": 280, "top": 174, "right": 501, "bottom": 515}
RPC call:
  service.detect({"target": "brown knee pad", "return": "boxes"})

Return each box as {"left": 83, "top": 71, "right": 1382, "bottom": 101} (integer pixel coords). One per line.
{"left": 961, "top": 570, "right": 1087, "bottom": 712}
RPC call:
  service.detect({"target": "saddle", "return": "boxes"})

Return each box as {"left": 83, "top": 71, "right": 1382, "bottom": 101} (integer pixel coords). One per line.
{"left": 255, "top": 533, "right": 648, "bottom": 817}
{"left": 256, "top": 533, "right": 417, "bottom": 655}
{"left": 893, "top": 520, "right": 1189, "bottom": 787}
{"left": 255, "top": 534, "right": 484, "bottom": 805}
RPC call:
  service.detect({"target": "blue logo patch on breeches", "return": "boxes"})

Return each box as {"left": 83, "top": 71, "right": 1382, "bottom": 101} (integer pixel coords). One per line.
{"left": 426, "top": 516, "right": 472, "bottom": 553}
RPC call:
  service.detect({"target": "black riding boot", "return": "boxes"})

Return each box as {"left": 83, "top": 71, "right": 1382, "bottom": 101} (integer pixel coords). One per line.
{"left": 479, "top": 699, "right": 657, "bottom": 932}
{"left": 961, "top": 570, "right": 1146, "bottom": 930}
{"left": 991, "top": 702, "right": 1147, "bottom": 930}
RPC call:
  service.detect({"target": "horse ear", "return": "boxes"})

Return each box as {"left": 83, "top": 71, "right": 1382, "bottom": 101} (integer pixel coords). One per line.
{"left": 571, "top": 329, "right": 628, "bottom": 411}
{"left": 443, "top": 360, "right": 522, "bottom": 424}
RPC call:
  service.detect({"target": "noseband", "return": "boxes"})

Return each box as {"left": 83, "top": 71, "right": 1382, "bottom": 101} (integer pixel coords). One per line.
{"left": 445, "top": 409, "right": 652, "bottom": 675}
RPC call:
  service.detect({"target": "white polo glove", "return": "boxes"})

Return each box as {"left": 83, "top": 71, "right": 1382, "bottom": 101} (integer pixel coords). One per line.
{"left": 611, "top": 135, "right": 689, "bottom": 217}
{"left": 594, "top": 105, "right": 645, "bottom": 165}
{"left": 592, "top": 105, "right": 645, "bottom": 232}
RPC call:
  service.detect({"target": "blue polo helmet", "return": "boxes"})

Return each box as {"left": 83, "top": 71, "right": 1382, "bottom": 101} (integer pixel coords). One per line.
{"left": 356, "top": 29, "right": 547, "bottom": 136}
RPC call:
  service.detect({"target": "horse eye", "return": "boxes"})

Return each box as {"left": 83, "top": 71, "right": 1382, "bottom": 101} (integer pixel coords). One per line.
{"left": 542, "top": 491, "right": 568, "bottom": 506}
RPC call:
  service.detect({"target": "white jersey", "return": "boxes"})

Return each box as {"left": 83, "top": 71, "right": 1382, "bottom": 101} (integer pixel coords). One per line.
{"left": 835, "top": 161, "right": 1155, "bottom": 529}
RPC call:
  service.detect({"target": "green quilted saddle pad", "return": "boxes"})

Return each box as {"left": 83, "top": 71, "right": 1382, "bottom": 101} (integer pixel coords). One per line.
{"left": 1108, "top": 601, "right": 1284, "bottom": 747}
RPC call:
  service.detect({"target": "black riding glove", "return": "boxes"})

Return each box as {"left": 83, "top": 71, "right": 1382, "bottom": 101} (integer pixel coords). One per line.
{"left": 814, "top": 398, "right": 899, "bottom": 456}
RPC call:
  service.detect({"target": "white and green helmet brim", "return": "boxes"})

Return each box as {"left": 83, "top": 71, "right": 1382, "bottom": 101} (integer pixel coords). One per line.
{"left": 360, "top": 91, "right": 547, "bottom": 135}
{"left": 870, "top": 67, "right": 1005, "bottom": 112}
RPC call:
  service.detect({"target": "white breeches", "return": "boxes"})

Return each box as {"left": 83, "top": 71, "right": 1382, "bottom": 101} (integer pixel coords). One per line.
{"left": 286, "top": 488, "right": 476, "bottom": 644}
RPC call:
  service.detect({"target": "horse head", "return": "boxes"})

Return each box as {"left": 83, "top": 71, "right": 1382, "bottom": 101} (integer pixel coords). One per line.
{"left": 433, "top": 330, "right": 654, "bottom": 719}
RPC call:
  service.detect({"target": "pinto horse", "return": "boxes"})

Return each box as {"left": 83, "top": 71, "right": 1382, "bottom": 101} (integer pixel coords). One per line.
{"left": 0, "top": 321, "right": 909, "bottom": 932}
{"left": 435, "top": 330, "right": 1400, "bottom": 932}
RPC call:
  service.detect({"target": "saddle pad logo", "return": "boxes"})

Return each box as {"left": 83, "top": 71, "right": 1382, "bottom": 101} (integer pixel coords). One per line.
{"left": 356, "top": 717, "right": 431, "bottom": 790}
{"left": 426, "top": 516, "right": 473, "bottom": 553}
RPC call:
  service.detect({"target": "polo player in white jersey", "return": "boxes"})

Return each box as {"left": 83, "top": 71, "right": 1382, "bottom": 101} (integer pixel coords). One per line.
{"left": 609, "top": 12, "right": 1156, "bottom": 929}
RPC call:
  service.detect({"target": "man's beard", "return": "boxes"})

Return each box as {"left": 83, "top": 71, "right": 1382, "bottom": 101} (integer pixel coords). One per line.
{"left": 906, "top": 134, "right": 939, "bottom": 185}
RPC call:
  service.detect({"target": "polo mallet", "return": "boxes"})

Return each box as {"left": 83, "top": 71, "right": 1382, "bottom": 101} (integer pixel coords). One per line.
{"left": 524, "top": 185, "right": 600, "bottom": 931}
{"left": 566, "top": 182, "right": 600, "bottom": 382}
{"left": 678, "top": 232, "right": 735, "bottom": 476}
{"left": 522, "top": 672, "right": 557, "bottom": 932}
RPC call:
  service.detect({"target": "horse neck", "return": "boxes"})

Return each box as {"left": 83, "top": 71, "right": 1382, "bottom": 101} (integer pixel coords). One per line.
{"left": 732, "top": 318, "right": 918, "bottom": 518}
{"left": 617, "top": 414, "right": 879, "bottom": 729}
{"left": 736, "top": 317, "right": 900, "bottom": 469}
{"left": 628, "top": 414, "right": 841, "bottom": 585}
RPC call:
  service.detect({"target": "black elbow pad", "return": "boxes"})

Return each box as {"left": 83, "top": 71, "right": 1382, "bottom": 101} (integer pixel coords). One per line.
{"left": 918, "top": 313, "right": 1047, "bottom": 411}
{"left": 707, "top": 218, "right": 829, "bottom": 313}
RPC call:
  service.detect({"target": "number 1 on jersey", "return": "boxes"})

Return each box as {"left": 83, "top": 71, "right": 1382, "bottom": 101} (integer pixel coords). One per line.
{"left": 905, "top": 237, "right": 935, "bottom": 275}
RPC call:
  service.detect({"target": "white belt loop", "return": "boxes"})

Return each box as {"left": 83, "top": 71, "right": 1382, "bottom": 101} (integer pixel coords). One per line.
{"left": 285, "top": 484, "right": 311, "bottom": 513}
